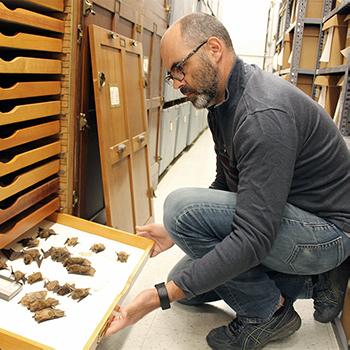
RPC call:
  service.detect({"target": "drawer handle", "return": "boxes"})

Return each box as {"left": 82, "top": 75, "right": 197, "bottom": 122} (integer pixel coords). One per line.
{"left": 116, "top": 144, "right": 126, "bottom": 153}
{"left": 138, "top": 135, "right": 145, "bottom": 143}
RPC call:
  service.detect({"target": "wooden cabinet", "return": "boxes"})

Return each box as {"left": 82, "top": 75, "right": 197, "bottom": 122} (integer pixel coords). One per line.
{"left": 74, "top": 0, "right": 167, "bottom": 231}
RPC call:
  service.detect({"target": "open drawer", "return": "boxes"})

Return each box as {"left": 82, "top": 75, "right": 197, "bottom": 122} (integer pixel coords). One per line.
{"left": 0, "top": 213, "right": 153, "bottom": 350}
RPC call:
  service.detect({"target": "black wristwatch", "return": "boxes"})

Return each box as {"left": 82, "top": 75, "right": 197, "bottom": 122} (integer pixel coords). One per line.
{"left": 154, "top": 282, "right": 171, "bottom": 310}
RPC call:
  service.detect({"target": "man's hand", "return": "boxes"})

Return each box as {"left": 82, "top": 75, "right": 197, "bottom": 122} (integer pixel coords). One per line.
{"left": 105, "top": 288, "right": 159, "bottom": 336}
{"left": 136, "top": 223, "right": 174, "bottom": 257}
{"left": 105, "top": 281, "right": 185, "bottom": 337}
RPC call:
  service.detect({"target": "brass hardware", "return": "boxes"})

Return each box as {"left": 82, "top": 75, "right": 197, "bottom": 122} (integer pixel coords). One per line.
{"left": 116, "top": 144, "right": 126, "bottom": 153}
{"left": 83, "top": 0, "right": 95, "bottom": 16}
{"left": 72, "top": 190, "right": 79, "bottom": 208}
{"left": 109, "top": 31, "right": 117, "bottom": 39}
{"left": 130, "top": 40, "right": 137, "bottom": 47}
{"left": 98, "top": 72, "right": 106, "bottom": 88}
{"left": 77, "top": 24, "right": 83, "bottom": 44}
{"left": 79, "top": 112, "right": 89, "bottom": 131}
{"left": 136, "top": 24, "right": 142, "bottom": 33}
{"left": 138, "top": 135, "right": 145, "bottom": 143}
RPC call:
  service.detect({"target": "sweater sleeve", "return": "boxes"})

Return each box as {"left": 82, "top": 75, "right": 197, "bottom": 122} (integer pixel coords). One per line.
{"left": 171, "top": 110, "right": 298, "bottom": 298}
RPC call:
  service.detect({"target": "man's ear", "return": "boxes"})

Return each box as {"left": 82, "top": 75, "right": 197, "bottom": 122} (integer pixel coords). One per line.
{"left": 206, "top": 36, "right": 224, "bottom": 62}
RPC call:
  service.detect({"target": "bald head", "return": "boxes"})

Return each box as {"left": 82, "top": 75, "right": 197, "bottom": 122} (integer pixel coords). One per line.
{"left": 161, "top": 13, "right": 233, "bottom": 52}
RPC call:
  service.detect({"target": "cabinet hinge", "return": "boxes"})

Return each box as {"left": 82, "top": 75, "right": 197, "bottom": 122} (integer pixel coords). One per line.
{"left": 77, "top": 24, "right": 83, "bottom": 44}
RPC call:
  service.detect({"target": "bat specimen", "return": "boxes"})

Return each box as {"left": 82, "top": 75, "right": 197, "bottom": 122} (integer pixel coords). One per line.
{"left": 11, "top": 268, "right": 26, "bottom": 284}
{"left": 0, "top": 258, "right": 8, "bottom": 270}
{"left": 23, "top": 249, "right": 42, "bottom": 267}
{"left": 27, "top": 297, "right": 59, "bottom": 312}
{"left": 90, "top": 243, "right": 105, "bottom": 253}
{"left": 33, "top": 308, "right": 65, "bottom": 323}
{"left": 20, "top": 291, "right": 47, "bottom": 307}
{"left": 44, "top": 280, "right": 60, "bottom": 292}
{"left": 27, "top": 272, "right": 43, "bottom": 285}
{"left": 56, "top": 283, "right": 75, "bottom": 296}
{"left": 43, "top": 247, "right": 71, "bottom": 263}
{"left": 38, "top": 227, "right": 57, "bottom": 240}
{"left": 63, "top": 257, "right": 91, "bottom": 267}
{"left": 66, "top": 264, "right": 96, "bottom": 276}
{"left": 20, "top": 237, "right": 40, "bottom": 248}
{"left": 64, "top": 237, "right": 79, "bottom": 247}
{"left": 69, "top": 288, "right": 90, "bottom": 302}
{"left": 116, "top": 251, "right": 129, "bottom": 263}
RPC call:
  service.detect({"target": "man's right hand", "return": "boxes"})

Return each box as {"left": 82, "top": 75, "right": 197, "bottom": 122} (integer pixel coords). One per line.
{"left": 135, "top": 223, "right": 174, "bottom": 257}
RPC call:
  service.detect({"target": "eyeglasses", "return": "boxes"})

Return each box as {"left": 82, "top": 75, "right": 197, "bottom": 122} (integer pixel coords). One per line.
{"left": 165, "top": 39, "right": 208, "bottom": 85}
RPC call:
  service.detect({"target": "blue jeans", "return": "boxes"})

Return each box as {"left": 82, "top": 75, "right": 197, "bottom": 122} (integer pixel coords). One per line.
{"left": 164, "top": 188, "right": 350, "bottom": 323}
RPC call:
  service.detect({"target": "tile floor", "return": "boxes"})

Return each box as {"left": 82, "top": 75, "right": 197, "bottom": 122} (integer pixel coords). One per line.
{"left": 98, "top": 129, "right": 340, "bottom": 350}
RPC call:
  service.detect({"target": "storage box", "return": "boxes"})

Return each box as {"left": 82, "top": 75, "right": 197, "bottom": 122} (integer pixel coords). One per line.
{"left": 0, "top": 213, "right": 153, "bottom": 350}
{"left": 320, "top": 15, "right": 347, "bottom": 68}
{"left": 281, "top": 74, "right": 314, "bottom": 97}
{"left": 291, "top": 0, "right": 323, "bottom": 22}
{"left": 314, "top": 75, "right": 342, "bottom": 117}
{"left": 299, "top": 26, "right": 320, "bottom": 69}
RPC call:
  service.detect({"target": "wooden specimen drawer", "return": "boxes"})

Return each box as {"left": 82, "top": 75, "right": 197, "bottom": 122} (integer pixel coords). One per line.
{"left": 0, "top": 195, "right": 59, "bottom": 246}
{"left": 0, "top": 33, "right": 62, "bottom": 52}
{"left": 2, "top": 0, "right": 64, "bottom": 12}
{"left": 0, "top": 57, "right": 62, "bottom": 75}
{"left": 0, "top": 101, "right": 60, "bottom": 126}
{"left": 0, "top": 159, "right": 60, "bottom": 201}
{"left": 0, "top": 213, "right": 153, "bottom": 349}
{"left": 0, "top": 177, "right": 59, "bottom": 225}
{"left": 0, "top": 140, "right": 60, "bottom": 176}
{"left": 0, "top": 121, "right": 60, "bottom": 151}
{"left": 0, "top": 82, "right": 61, "bottom": 101}
{"left": 0, "top": 2, "right": 64, "bottom": 33}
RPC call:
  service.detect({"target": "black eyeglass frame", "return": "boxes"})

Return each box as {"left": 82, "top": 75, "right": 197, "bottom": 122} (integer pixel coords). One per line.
{"left": 165, "top": 39, "right": 208, "bottom": 84}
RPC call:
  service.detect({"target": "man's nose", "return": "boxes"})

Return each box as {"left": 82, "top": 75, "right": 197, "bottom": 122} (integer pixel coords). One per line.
{"left": 173, "top": 79, "right": 185, "bottom": 90}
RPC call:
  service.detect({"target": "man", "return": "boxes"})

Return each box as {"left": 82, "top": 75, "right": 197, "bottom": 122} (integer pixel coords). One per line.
{"left": 106, "top": 13, "right": 350, "bottom": 349}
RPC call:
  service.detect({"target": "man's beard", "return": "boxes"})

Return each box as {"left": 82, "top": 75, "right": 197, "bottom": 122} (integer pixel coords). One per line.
{"left": 180, "top": 57, "right": 219, "bottom": 109}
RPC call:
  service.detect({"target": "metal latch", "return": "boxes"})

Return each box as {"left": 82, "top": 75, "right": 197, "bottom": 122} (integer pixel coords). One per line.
{"left": 83, "top": 0, "right": 96, "bottom": 16}
{"left": 79, "top": 112, "right": 90, "bottom": 131}
{"left": 72, "top": 190, "right": 79, "bottom": 208}
{"left": 77, "top": 24, "right": 83, "bottom": 44}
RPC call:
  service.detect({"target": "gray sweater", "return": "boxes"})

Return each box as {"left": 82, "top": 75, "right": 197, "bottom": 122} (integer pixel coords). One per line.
{"left": 172, "top": 59, "right": 350, "bottom": 299}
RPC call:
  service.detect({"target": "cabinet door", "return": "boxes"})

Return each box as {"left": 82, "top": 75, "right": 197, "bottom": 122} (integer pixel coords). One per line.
{"left": 89, "top": 24, "right": 153, "bottom": 231}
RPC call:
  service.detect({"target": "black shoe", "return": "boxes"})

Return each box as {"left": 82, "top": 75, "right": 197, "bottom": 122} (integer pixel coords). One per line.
{"left": 313, "top": 257, "right": 350, "bottom": 323}
{"left": 206, "top": 299, "right": 301, "bottom": 350}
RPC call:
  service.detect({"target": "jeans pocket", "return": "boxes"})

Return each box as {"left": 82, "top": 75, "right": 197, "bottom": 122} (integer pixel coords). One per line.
{"left": 286, "top": 237, "right": 344, "bottom": 274}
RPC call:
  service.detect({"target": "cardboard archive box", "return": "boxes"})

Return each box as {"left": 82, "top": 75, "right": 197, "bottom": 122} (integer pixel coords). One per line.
{"left": 314, "top": 75, "right": 342, "bottom": 117}
{"left": 320, "top": 15, "right": 347, "bottom": 68}
{"left": 0, "top": 213, "right": 153, "bottom": 350}
{"left": 290, "top": 0, "right": 323, "bottom": 23}
{"left": 281, "top": 74, "right": 314, "bottom": 97}
{"left": 299, "top": 26, "right": 320, "bottom": 70}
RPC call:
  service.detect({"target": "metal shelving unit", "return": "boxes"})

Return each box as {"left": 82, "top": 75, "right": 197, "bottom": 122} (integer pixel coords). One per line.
{"left": 315, "top": 0, "right": 350, "bottom": 135}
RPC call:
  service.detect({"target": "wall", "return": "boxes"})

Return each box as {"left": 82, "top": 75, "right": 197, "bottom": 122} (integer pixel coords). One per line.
{"left": 218, "top": 0, "right": 272, "bottom": 68}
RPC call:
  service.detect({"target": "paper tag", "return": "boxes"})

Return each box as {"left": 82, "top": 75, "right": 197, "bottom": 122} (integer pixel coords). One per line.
{"left": 143, "top": 57, "right": 149, "bottom": 74}
{"left": 110, "top": 85, "right": 120, "bottom": 107}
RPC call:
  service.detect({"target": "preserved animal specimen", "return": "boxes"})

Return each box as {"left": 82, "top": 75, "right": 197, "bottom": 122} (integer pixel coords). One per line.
{"left": 33, "top": 308, "right": 65, "bottom": 323}
{"left": 44, "top": 247, "right": 71, "bottom": 262}
{"left": 90, "top": 243, "right": 105, "bottom": 253}
{"left": 38, "top": 227, "right": 57, "bottom": 240}
{"left": 44, "top": 280, "right": 60, "bottom": 292}
{"left": 64, "top": 237, "right": 78, "bottom": 247}
{"left": 20, "top": 291, "right": 47, "bottom": 307}
{"left": 69, "top": 288, "right": 90, "bottom": 302}
{"left": 1, "top": 249, "right": 22, "bottom": 260}
{"left": 28, "top": 297, "right": 59, "bottom": 312}
{"left": 116, "top": 251, "right": 129, "bottom": 263}
{"left": 66, "top": 264, "right": 95, "bottom": 276}
{"left": 20, "top": 237, "right": 40, "bottom": 248}
{"left": 63, "top": 257, "right": 91, "bottom": 267}
{"left": 11, "top": 268, "right": 26, "bottom": 284}
{"left": 23, "top": 249, "right": 42, "bottom": 267}
{"left": 27, "top": 272, "right": 43, "bottom": 284}
{"left": 56, "top": 283, "right": 75, "bottom": 296}
{"left": 0, "top": 258, "right": 8, "bottom": 270}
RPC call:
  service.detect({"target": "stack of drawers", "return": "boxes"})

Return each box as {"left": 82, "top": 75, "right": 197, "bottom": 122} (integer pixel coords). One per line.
{"left": 0, "top": 0, "right": 64, "bottom": 247}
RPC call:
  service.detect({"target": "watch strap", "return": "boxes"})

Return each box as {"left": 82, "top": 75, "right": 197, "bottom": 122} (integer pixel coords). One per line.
{"left": 154, "top": 282, "right": 171, "bottom": 310}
